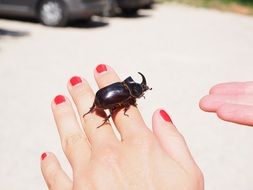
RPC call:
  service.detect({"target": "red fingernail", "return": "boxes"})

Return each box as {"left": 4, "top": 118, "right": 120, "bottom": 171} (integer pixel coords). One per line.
{"left": 54, "top": 95, "right": 65, "bottom": 105}
{"left": 70, "top": 76, "right": 82, "bottom": 86}
{"left": 41, "top": 152, "right": 47, "bottom": 160}
{"left": 160, "top": 109, "right": 173, "bottom": 123}
{"left": 96, "top": 64, "right": 107, "bottom": 73}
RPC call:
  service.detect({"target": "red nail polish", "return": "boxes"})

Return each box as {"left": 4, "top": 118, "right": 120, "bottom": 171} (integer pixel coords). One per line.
{"left": 54, "top": 95, "right": 65, "bottom": 105}
{"left": 96, "top": 64, "right": 107, "bottom": 73}
{"left": 41, "top": 152, "right": 47, "bottom": 160}
{"left": 70, "top": 76, "right": 82, "bottom": 86}
{"left": 160, "top": 109, "right": 173, "bottom": 123}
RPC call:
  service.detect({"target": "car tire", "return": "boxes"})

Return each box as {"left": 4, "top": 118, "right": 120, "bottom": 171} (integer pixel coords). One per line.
{"left": 143, "top": 2, "right": 154, "bottom": 9}
{"left": 107, "top": 0, "right": 120, "bottom": 16}
{"left": 38, "top": 0, "right": 68, "bottom": 27}
{"left": 121, "top": 8, "right": 138, "bottom": 15}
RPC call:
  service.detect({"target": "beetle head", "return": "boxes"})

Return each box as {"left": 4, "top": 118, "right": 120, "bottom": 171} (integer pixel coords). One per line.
{"left": 123, "top": 72, "right": 151, "bottom": 98}
{"left": 138, "top": 72, "right": 152, "bottom": 92}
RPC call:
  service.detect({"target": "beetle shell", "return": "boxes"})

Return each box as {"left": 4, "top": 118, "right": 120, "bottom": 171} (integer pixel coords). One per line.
{"left": 95, "top": 82, "right": 131, "bottom": 109}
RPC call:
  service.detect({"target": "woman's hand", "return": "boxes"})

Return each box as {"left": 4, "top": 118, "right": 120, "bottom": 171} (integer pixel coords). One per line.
{"left": 41, "top": 64, "right": 204, "bottom": 190}
{"left": 200, "top": 81, "right": 253, "bottom": 127}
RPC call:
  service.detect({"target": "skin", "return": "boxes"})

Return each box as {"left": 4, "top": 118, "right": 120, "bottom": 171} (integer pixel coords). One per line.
{"left": 41, "top": 65, "right": 204, "bottom": 190}
{"left": 199, "top": 82, "right": 253, "bottom": 127}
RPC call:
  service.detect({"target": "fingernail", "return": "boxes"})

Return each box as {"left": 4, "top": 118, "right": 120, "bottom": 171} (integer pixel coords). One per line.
{"left": 160, "top": 109, "right": 173, "bottom": 123}
{"left": 70, "top": 76, "right": 82, "bottom": 86}
{"left": 54, "top": 95, "right": 65, "bottom": 105}
{"left": 96, "top": 64, "right": 107, "bottom": 73}
{"left": 41, "top": 152, "right": 47, "bottom": 160}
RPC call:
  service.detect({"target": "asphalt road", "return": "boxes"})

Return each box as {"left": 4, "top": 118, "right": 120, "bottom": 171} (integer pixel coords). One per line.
{"left": 0, "top": 3, "right": 253, "bottom": 190}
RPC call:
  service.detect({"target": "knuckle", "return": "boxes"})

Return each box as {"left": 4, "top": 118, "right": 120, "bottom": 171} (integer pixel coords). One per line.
{"left": 130, "top": 132, "right": 156, "bottom": 148}
{"left": 97, "top": 146, "right": 120, "bottom": 166}
{"left": 62, "top": 133, "right": 86, "bottom": 151}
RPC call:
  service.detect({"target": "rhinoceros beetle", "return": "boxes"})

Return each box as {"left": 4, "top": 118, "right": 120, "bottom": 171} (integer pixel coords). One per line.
{"left": 83, "top": 72, "right": 152, "bottom": 128}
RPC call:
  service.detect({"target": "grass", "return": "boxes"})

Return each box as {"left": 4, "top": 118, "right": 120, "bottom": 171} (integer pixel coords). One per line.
{"left": 159, "top": 0, "right": 253, "bottom": 15}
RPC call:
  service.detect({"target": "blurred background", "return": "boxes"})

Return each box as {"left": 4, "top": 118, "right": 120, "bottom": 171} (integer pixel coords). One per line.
{"left": 1, "top": 0, "right": 253, "bottom": 190}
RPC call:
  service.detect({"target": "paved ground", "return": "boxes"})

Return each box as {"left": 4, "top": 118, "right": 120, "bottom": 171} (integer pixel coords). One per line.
{"left": 0, "top": 3, "right": 253, "bottom": 190}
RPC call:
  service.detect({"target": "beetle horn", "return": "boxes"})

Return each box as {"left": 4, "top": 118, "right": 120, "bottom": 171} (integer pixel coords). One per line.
{"left": 138, "top": 72, "right": 146, "bottom": 86}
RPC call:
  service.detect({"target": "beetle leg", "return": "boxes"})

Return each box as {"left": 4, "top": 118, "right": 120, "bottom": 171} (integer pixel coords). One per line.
{"left": 97, "top": 114, "right": 111, "bottom": 128}
{"left": 130, "top": 98, "right": 137, "bottom": 107}
{"left": 83, "top": 103, "right": 96, "bottom": 118}
{"left": 123, "top": 106, "right": 130, "bottom": 117}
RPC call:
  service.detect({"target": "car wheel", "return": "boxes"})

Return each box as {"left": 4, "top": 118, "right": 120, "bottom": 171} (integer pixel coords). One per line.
{"left": 143, "top": 2, "right": 154, "bottom": 9}
{"left": 121, "top": 8, "right": 138, "bottom": 15}
{"left": 38, "top": 0, "right": 68, "bottom": 27}
{"left": 107, "top": 0, "right": 120, "bottom": 16}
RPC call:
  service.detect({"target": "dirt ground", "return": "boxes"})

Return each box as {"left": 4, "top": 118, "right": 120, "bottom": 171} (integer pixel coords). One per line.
{"left": 0, "top": 3, "right": 253, "bottom": 190}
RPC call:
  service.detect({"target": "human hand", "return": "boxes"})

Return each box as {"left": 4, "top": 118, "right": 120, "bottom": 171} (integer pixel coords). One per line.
{"left": 200, "top": 82, "right": 253, "bottom": 127}
{"left": 41, "top": 64, "right": 204, "bottom": 190}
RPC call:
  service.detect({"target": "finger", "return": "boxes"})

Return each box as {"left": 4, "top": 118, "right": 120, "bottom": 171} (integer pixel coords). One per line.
{"left": 210, "top": 82, "right": 253, "bottom": 95}
{"left": 152, "top": 109, "right": 198, "bottom": 171}
{"left": 67, "top": 76, "right": 118, "bottom": 146}
{"left": 199, "top": 94, "right": 253, "bottom": 112}
{"left": 93, "top": 64, "right": 150, "bottom": 140}
{"left": 217, "top": 104, "right": 253, "bottom": 127}
{"left": 52, "top": 95, "right": 90, "bottom": 172}
{"left": 41, "top": 152, "right": 72, "bottom": 190}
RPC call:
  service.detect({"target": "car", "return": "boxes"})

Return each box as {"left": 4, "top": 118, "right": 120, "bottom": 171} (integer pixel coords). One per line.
{"left": 0, "top": 0, "right": 108, "bottom": 27}
{"left": 117, "top": 0, "right": 153, "bottom": 14}
{"left": 142, "top": 0, "right": 155, "bottom": 9}
{"left": 107, "top": 0, "right": 153, "bottom": 15}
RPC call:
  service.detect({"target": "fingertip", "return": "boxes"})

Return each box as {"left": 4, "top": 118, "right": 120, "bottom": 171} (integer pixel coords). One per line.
{"left": 152, "top": 109, "right": 196, "bottom": 170}
{"left": 51, "top": 95, "right": 68, "bottom": 109}
{"left": 93, "top": 64, "right": 120, "bottom": 85}
{"left": 152, "top": 109, "right": 174, "bottom": 132}
{"left": 209, "top": 84, "right": 220, "bottom": 94}
{"left": 51, "top": 95, "right": 74, "bottom": 117}
{"left": 94, "top": 64, "right": 113, "bottom": 76}
{"left": 67, "top": 76, "right": 89, "bottom": 97}
{"left": 40, "top": 152, "right": 63, "bottom": 178}
{"left": 159, "top": 109, "right": 173, "bottom": 124}
{"left": 54, "top": 95, "right": 66, "bottom": 105}
{"left": 209, "top": 82, "right": 232, "bottom": 94}
{"left": 41, "top": 152, "right": 48, "bottom": 161}
{"left": 67, "top": 76, "right": 86, "bottom": 90}
{"left": 199, "top": 95, "right": 213, "bottom": 112}
{"left": 40, "top": 152, "right": 72, "bottom": 190}
{"left": 216, "top": 104, "right": 235, "bottom": 122}
{"left": 40, "top": 152, "right": 55, "bottom": 163}
{"left": 216, "top": 105, "right": 226, "bottom": 120}
{"left": 95, "top": 64, "right": 108, "bottom": 74}
{"left": 40, "top": 152, "right": 58, "bottom": 170}
{"left": 69, "top": 76, "right": 83, "bottom": 87}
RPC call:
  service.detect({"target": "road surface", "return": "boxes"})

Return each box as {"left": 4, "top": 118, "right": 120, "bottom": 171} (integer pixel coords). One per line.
{"left": 0, "top": 3, "right": 253, "bottom": 190}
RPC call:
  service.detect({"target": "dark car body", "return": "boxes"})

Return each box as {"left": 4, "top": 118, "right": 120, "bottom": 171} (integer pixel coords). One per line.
{"left": 117, "top": 0, "right": 152, "bottom": 10}
{"left": 0, "top": 0, "right": 107, "bottom": 26}
{"left": 108, "top": 0, "right": 153, "bottom": 15}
